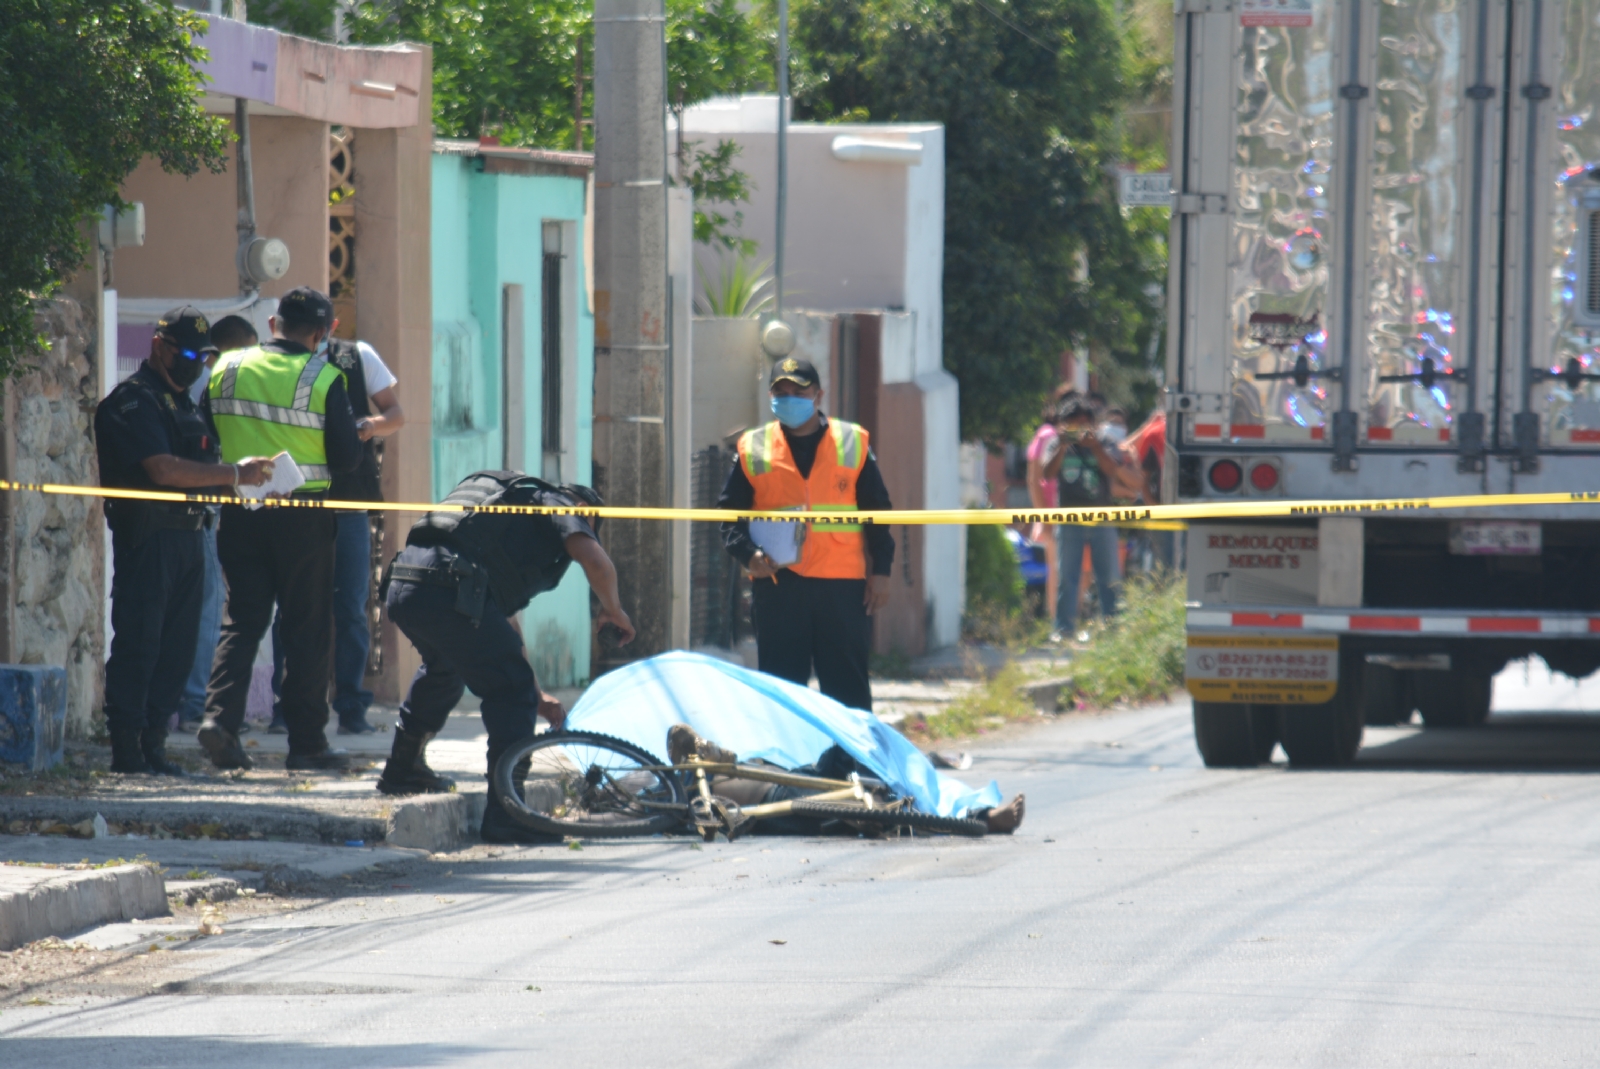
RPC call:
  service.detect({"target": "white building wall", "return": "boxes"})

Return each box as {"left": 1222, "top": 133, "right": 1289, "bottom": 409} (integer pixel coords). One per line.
{"left": 919, "top": 370, "right": 964, "bottom": 648}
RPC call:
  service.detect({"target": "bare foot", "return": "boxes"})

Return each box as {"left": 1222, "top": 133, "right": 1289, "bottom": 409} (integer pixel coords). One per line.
{"left": 983, "top": 794, "right": 1025, "bottom": 835}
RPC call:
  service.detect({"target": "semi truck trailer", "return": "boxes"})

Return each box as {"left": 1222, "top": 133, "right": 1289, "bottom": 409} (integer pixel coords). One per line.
{"left": 1169, "top": 0, "right": 1600, "bottom": 766}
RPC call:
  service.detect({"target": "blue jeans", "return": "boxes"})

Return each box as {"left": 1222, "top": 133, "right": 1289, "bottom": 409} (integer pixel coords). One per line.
{"left": 272, "top": 511, "right": 374, "bottom": 721}
{"left": 176, "top": 519, "right": 223, "bottom": 723}
{"left": 1056, "top": 525, "right": 1121, "bottom": 633}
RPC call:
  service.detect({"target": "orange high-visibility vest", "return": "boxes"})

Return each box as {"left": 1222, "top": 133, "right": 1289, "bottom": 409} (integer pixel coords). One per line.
{"left": 737, "top": 417, "right": 870, "bottom": 579}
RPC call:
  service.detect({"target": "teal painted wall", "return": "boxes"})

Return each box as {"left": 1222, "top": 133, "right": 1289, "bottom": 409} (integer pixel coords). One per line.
{"left": 430, "top": 152, "right": 596, "bottom": 687}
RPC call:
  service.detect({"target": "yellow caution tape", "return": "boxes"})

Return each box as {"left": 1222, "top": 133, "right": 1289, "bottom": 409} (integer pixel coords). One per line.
{"left": 7, "top": 479, "right": 1600, "bottom": 527}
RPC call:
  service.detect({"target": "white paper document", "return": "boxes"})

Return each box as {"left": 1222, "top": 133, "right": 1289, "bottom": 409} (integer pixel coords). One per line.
{"left": 748, "top": 518, "right": 805, "bottom": 567}
{"left": 237, "top": 452, "right": 306, "bottom": 508}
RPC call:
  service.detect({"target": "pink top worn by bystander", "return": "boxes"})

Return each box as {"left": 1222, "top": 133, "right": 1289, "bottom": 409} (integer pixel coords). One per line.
{"left": 1026, "top": 423, "right": 1059, "bottom": 508}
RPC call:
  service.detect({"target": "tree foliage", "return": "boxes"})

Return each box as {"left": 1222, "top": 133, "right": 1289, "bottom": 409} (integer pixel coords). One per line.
{"left": 790, "top": 0, "right": 1166, "bottom": 441}
{"left": 0, "top": 0, "right": 228, "bottom": 372}
{"left": 276, "top": 0, "right": 772, "bottom": 151}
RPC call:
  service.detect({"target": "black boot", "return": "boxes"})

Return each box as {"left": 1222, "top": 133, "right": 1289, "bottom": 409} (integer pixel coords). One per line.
{"left": 376, "top": 727, "right": 456, "bottom": 796}
{"left": 140, "top": 728, "right": 188, "bottom": 777}
{"left": 109, "top": 729, "right": 150, "bottom": 774}
{"left": 480, "top": 761, "right": 562, "bottom": 845}
{"left": 197, "top": 719, "right": 254, "bottom": 770}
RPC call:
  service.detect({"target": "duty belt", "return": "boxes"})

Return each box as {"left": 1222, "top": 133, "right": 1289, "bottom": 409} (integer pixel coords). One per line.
{"left": 384, "top": 553, "right": 491, "bottom": 625}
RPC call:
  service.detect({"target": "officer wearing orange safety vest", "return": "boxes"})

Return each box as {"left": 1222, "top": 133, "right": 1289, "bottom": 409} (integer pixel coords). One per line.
{"left": 719, "top": 358, "right": 894, "bottom": 711}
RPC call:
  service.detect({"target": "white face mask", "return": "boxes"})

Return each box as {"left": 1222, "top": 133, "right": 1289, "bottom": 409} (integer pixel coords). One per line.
{"left": 1099, "top": 422, "right": 1127, "bottom": 444}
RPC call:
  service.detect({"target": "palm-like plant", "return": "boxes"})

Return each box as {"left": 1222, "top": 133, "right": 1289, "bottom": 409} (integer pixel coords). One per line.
{"left": 696, "top": 255, "right": 775, "bottom": 318}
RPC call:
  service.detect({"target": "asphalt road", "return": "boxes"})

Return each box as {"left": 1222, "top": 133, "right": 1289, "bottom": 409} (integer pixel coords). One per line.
{"left": 8, "top": 660, "right": 1600, "bottom": 1067}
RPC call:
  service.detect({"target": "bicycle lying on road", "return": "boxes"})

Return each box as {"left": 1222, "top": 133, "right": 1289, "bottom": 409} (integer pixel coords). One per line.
{"left": 491, "top": 731, "right": 988, "bottom": 841}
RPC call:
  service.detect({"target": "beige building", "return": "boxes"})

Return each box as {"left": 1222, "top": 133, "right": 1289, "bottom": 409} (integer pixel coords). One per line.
{"left": 108, "top": 15, "right": 433, "bottom": 704}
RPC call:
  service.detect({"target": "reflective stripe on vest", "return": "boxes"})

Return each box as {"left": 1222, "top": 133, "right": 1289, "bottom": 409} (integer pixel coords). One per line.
{"left": 737, "top": 418, "right": 871, "bottom": 580}
{"left": 209, "top": 345, "right": 341, "bottom": 492}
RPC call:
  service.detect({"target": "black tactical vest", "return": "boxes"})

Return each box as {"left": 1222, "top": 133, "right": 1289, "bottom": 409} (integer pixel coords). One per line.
{"left": 407, "top": 471, "right": 594, "bottom": 615}
{"left": 327, "top": 339, "right": 383, "bottom": 502}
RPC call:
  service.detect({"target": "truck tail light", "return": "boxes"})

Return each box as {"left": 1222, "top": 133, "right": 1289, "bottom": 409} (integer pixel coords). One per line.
{"left": 1249, "top": 462, "right": 1280, "bottom": 491}
{"left": 1208, "top": 459, "right": 1243, "bottom": 492}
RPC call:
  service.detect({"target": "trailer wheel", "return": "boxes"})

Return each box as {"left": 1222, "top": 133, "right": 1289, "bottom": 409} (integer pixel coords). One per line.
{"left": 1193, "top": 702, "right": 1278, "bottom": 767}
{"left": 1415, "top": 671, "right": 1492, "bottom": 728}
{"left": 1359, "top": 662, "right": 1413, "bottom": 726}
{"left": 1279, "top": 654, "right": 1365, "bottom": 768}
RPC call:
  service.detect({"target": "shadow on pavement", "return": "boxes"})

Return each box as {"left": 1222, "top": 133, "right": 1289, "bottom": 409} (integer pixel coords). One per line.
{"left": 1358, "top": 710, "right": 1600, "bottom": 770}
{"left": 0, "top": 1037, "right": 487, "bottom": 1068}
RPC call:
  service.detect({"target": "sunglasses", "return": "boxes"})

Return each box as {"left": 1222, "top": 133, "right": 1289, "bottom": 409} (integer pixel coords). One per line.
{"left": 159, "top": 336, "right": 211, "bottom": 361}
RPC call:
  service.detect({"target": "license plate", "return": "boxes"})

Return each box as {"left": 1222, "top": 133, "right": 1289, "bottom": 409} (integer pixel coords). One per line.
{"left": 1448, "top": 521, "right": 1541, "bottom": 556}
{"left": 1185, "top": 635, "right": 1338, "bottom": 705}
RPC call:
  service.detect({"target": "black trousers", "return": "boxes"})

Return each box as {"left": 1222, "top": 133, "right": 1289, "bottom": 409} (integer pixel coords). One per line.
{"left": 206, "top": 506, "right": 336, "bottom": 755}
{"left": 384, "top": 545, "right": 540, "bottom": 771}
{"left": 751, "top": 571, "right": 873, "bottom": 711}
{"left": 104, "top": 527, "right": 205, "bottom": 741}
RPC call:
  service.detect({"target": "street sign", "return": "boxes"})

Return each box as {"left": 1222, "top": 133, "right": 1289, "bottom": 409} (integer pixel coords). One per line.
{"left": 1120, "top": 172, "right": 1172, "bottom": 208}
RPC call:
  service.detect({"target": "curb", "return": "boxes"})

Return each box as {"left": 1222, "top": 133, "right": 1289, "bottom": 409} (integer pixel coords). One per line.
{"left": 0, "top": 792, "right": 490, "bottom": 854}
{"left": 0, "top": 864, "right": 168, "bottom": 951}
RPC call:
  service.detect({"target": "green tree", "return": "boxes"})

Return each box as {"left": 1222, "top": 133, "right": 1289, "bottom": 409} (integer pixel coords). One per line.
{"left": 790, "top": 0, "right": 1166, "bottom": 441}
{"left": 0, "top": 0, "right": 228, "bottom": 373}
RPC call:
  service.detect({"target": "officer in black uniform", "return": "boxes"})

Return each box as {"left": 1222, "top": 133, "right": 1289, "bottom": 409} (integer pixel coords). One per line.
{"left": 94, "top": 307, "right": 274, "bottom": 774}
{"left": 377, "top": 472, "right": 635, "bottom": 844}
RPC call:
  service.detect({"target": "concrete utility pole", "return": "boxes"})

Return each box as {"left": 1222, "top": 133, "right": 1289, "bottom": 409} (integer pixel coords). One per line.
{"left": 592, "top": 0, "right": 671, "bottom": 667}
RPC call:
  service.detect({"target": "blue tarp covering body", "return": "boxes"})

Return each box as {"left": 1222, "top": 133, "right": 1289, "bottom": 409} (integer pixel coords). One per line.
{"left": 566, "top": 652, "right": 1004, "bottom": 818}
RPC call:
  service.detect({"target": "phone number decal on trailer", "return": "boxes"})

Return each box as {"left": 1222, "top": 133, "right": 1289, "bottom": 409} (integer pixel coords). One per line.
{"left": 1185, "top": 635, "right": 1338, "bottom": 705}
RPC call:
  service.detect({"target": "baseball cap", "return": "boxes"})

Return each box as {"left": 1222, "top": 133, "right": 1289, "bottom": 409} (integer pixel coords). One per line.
{"left": 769, "top": 357, "right": 819, "bottom": 390}
{"left": 276, "top": 286, "right": 335, "bottom": 331}
{"left": 155, "top": 306, "right": 218, "bottom": 355}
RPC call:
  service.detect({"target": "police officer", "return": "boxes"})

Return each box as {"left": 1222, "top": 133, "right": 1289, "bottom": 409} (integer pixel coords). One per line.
{"left": 266, "top": 334, "right": 405, "bottom": 736}
{"left": 377, "top": 471, "right": 634, "bottom": 844}
{"left": 197, "top": 287, "right": 364, "bottom": 771}
{"left": 95, "top": 307, "right": 274, "bottom": 773}
{"left": 718, "top": 358, "right": 894, "bottom": 711}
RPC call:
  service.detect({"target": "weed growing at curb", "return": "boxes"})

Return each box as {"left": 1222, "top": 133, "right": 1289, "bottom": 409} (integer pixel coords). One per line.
{"left": 1068, "top": 571, "right": 1186, "bottom": 707}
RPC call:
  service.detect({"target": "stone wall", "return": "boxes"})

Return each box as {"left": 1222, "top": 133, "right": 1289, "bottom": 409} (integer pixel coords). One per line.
{"left": 7, "top": 298, "right": 104, "bottom": 736}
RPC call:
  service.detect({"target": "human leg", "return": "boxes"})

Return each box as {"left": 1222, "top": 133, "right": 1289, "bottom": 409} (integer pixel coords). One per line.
{"left": 267, "top": 606, "right": 287, "bottom": 733}
{"left": 104, "top": 530, "right": 171, "bottom": 772}
{"left": 331, "top": 511, "right": 376, "bottom": 732}
{"left": 1054, "top": 526, "right": 1090, "bottom": 634}
{"left": 1088, "top": 525, "right": 1122, "bottom": 619}
{"left": 271, "top": 510, "right": 339, "bottom": 760}
{"left": 175, "top": 521, "right": 222, "bottom": 728}
{"left": 808, "top": 577, "right": 873, "bottom": 711}
{"left": 201, "top": 507, "right": 277, "bottom": 768}
{"left": 141, "top": 530, "right": 205, "bottom": 774}
{"left": 752, "top": 571, "right": 815, "bottom": 688}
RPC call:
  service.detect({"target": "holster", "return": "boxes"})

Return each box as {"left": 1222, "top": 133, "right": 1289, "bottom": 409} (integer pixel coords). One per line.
{"left": 385, "top": 552, "right": 491, "bottom": 626}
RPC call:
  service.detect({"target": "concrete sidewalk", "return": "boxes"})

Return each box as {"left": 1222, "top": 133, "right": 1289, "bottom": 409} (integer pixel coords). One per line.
{"left": 0, "top": 835, "right": 427, "bottom": 950}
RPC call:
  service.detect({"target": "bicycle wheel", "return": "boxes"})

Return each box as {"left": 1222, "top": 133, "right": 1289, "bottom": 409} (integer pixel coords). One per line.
{"left": 788, "top": 799, "right": 987, "bottom": 838}
{"left": 492, "top": 731, "right": 686, "bottom": 838}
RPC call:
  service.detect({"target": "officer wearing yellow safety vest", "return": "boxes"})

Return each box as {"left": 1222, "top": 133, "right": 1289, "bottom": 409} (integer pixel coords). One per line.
{"left": 719, "top": 358, "right": 894, "bottom": 712}
{"left": 196, "top": 287, "right": 365, "bottom": 772}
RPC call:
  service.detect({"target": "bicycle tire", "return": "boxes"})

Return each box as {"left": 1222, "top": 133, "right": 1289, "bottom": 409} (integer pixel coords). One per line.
{"left": 788, "top": 799, "right": 987, "bottom": 838}
{"left": 492, "top": 731, "right": 686, "bottom": 838}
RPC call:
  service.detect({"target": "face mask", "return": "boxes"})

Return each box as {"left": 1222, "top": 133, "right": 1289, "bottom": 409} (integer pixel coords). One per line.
{"left": 315, "top": 334, "right": 330, "bottom": 358}
{"left": 167, "top": 352, "right": 205, "bottom": 390}
{"left": 771, "top": 395, "right": 816, "bottom": 429}
{"left": 1099, "top": 422, "right": 1127, "bottom": 444}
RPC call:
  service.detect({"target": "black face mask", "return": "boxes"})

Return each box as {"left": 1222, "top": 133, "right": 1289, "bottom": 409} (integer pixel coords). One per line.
{"left": 166, "top": 354, "right": 205, "bottom": 390}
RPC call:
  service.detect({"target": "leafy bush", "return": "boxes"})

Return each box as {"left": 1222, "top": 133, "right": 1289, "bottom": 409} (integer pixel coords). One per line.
{"left": 965, "top": 522, "right": 1022, "bottom": 617}
{"left": 1068, "top": 569, "right": 1185, "bottom": 705}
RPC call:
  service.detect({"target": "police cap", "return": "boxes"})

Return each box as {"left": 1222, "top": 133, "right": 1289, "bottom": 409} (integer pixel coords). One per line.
{"left": 769, "top": 356, "right": 819, "bottom": 390}
{"left": 155, "top": 306, "right": 218, "bottom": 355}
{"left": 276, "top": 287, "right": 335, "bottom": 332}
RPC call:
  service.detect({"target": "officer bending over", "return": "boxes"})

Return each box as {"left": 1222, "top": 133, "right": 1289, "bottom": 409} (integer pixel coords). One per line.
{"left": 94, "top": 306, "right": 273, "bottom": 774}
{"left": 378, "top": 471, "right": 635, "bottom": 844}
